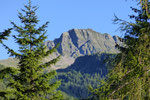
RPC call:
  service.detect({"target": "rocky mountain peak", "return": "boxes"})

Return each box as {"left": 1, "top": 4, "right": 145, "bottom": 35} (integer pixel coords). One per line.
{"left": 45, "top": 28, "right": 121, "bottom": 58}
{"left": 1, "top": 29, "right": 121, "bottom": 70}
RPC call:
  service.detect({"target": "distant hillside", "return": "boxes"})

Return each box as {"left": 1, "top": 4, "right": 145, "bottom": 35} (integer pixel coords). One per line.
{"left": 57, "top": 53, "right": 116, "bottom": 98}
{"left": 0, "top": 64, "right": 5, "bottom": 70}
{"left": 0, "top": 58, "right": 18, "bottom": 67}
{"left": 57, "top": 53, "right": 115, "bottom": 75}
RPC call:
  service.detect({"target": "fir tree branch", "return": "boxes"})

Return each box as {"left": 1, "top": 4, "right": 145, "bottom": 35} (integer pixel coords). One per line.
{"left": 2, "top": 44, "right": 21, "bottom": 58}
{"left": 38, "top": 56, "right": 61, "bottom": 69}
{"left": 0, "top": 28, "right": 12, "bottom": 43}
{"left": 0, "top": 67, "right": 19, "bottom": 79}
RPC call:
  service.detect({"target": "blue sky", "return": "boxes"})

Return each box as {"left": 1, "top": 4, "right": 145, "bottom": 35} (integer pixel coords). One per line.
{"left": 0, "top": 0, "right": 138, "bottom": 59}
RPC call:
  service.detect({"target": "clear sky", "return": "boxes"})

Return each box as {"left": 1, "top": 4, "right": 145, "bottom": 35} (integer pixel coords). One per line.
{"left": 0, "top": 0, "right": 138, "bottom": 59}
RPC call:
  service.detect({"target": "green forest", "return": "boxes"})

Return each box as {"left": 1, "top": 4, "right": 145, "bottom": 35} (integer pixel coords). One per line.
{"left": 0, "top": 0, "right": 150, "bottom": 100}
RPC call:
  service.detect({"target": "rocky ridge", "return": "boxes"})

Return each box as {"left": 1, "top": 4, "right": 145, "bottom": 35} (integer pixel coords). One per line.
{"left": 0, "top": 28, "right": 121, "bottom": 69}
{"left": 45, "top": 28, "right": 120, "bottom": 58}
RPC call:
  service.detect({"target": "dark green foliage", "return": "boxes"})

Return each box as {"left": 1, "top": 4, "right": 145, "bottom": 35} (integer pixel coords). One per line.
{"left": 0, "top": 64, "right": 17, "bottom": 100}
{"left": 57, "top": 53, "right": 115, "bottom": 99}
{"left": 90, "top": 4, "right": 150, "bottom": 100}
{"left": 0, "top": 64, "right": 6, "bottom": 91}
{"left": 0, "top": 0, "right": 63, "bottom": 99}
{"left": 58, "top": 70, "right": 101, "bottom": 99}
{"left": 0, "top": 28, "right": 11, "bottom": 44}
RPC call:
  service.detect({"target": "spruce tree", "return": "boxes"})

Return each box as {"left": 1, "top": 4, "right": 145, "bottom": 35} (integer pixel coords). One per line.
{"left": 0, "top": 0, "right": 63, "bottom": 99}
{"left": 90, "top": 2, "right": 150, "bottom": 100}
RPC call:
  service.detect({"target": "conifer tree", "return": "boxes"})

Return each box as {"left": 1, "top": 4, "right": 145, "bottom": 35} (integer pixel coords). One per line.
{"left": 89, "top": 2, "right": 150, "bottom": 100}
{"left": 0, "top": 0, "right": 63, "bottom": 99}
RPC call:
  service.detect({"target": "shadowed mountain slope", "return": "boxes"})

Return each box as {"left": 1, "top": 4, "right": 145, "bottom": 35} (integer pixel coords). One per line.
{"left": 57, "top": 53, "right": 116, "bottom": 98}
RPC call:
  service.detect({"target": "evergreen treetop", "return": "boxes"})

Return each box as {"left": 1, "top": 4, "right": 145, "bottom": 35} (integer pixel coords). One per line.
{"left": 0, "top": 0, "right": 63, "bottom": 99}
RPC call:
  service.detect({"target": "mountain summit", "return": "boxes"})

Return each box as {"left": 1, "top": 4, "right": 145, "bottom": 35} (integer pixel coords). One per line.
{"left": 45, "top": 28, "right": 120, "bottom": 58}
{"left": 0, "top": 29, "right": 120, "bottom": 69}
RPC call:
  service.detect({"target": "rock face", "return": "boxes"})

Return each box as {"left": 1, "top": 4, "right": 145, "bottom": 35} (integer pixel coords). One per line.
{"left": 45, "top": 28, "right": 120, "bottom": 58}
{"left": 0, "top": 28, "right": 121, "bottom": 69}
{"left": 44, "top": 28, "right": 121, "bottom": 69}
